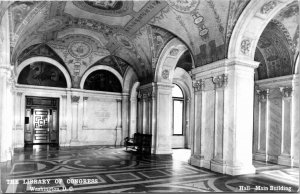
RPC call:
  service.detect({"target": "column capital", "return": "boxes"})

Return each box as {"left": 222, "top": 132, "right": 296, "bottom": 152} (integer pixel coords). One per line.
{"left": 280, "top": 87, "right": 293, "bottom": 98}
{"left": 61, "top": 95, "right": 67, "bottom": 99}
{"left": 213, "top": 74, "right": 228, "bottom": 89}
{"left": 193, "top": 79, "right": 205, "bottom": 92}
{"left": 83, "top": 97, "right": 88, "bottom": 101}
{"left": 71, "top": 96, "right": 80, "bottom": 103}
{"left": 256, "top": 89, "right": 270, "bottom": 101}
{"left": 17, "top": 92, "right": 23, "bottom": 96}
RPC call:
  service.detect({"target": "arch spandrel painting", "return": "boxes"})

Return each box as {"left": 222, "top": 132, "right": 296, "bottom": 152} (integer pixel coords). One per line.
{"left": 83, "top": 70, "right": 122, "bottom": 93}
{"left": 18, "top": 62, "right": 67, "bottom": 88}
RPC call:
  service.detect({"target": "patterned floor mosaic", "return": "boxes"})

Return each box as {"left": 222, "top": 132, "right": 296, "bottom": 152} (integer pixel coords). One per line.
{"left": 0, "top": 145, "right": 299, "bottom": 193}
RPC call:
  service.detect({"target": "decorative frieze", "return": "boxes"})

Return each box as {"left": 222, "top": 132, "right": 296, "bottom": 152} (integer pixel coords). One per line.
{"left": 256, "top": 89, "right": 270, "bottom": 101}
{"left": 213, "top": 74, "right": 228, "bottom": 89}
{"left": 193, "top": 79, "right": 205, "bottom": 92}
{"left": 260, "top": 1, "right": 277, "bottom": 14}
{"left": 280, "top": 87, "right": 293, "bottom": 98}
{"left": 71, "top": 95, "right": 80, "bottom": 103}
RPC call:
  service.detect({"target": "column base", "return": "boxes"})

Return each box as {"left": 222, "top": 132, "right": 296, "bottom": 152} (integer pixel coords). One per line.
{"left": 69, "top": 139, "right": 80, "bottom": 146}
{"left": 211, "top": 159, "right": 226, "bottom": 174}
{"left": 278, "top": 154, "right": 293, "bottom": 166}
{"left": 254, "top": 152, "right": 267, "bottom": 162}
{"left": 152, "top": 147, "right": 172, "bottom": 155}
{"left": 225, "top": 163, "right": 256, "bottom": 175}
{"left": 189, "top": 155, "right": 210, "bottom": 169}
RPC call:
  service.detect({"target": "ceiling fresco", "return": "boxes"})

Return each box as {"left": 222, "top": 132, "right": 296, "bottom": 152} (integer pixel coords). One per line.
{"left": 3, "top": 0, "right": 298, "bottom": 86}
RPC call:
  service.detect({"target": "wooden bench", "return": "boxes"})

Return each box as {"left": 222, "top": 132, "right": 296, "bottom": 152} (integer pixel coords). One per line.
{"left": 124, "top": 133, "right": 152, "bottom": 154}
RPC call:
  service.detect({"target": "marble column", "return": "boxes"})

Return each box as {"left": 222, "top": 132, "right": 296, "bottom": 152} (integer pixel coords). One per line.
{"left": 15, "top": 92, "right": 23, "bottom": 130}
{"left": 153, "top": 83, "right": 173, "bottom": 154}
{"left": 278, "top": 87, "right": 293, "bottom": 166}
{"left": 82, "top": 97, "right": 88, "bottom": 130}
{"left": 254, "top": 89, "right": 269, "bottom": 162}
{"left": 211, "top": 74, "right": 227, "bottom": 173}
{"left": 137, "top": 92, "right": 143, "bottom": 133}
{"left": 185, "top": 98, "right": 191, "bottom": 148}
{"left": 116, "top": 99, "right": 122, "bottom": 146}
{"left": 122, "top": 93, "right": 129, "bottom": 142}
{"left": 151, "top": 90, "right": 157, "bottom": 153}
{"left": 142, "top": 95, "right": 148, "bottom": 134}
{"left": 70, "top": 95, "right": 80, "bottom": 145}
{"left": 129, "top": 98, "right": 137, "bottom": 137}
{"left": 189, "top": 79, "right": 205, "bottom": 166}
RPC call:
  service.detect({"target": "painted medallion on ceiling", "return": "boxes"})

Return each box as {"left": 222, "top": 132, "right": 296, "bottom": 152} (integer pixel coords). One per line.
{"left": 73, "top": 1, "right": 134, "bottom": 16}
{"left": 167, "top": 0, "right": 199, "bottom": 13}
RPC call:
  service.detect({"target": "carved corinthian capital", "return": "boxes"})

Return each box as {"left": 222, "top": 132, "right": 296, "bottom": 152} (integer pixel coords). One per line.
{"left": 193, "top": 79, "right": 204, "bottom": 92}
{"left": 213, "top": 74, "right": 228, "bottom": 89}
{"left": 279, "top": 87, "right": 293, "bottom": 98}
{"left": 256, "top": 89, "right": 269, "bottom": 101}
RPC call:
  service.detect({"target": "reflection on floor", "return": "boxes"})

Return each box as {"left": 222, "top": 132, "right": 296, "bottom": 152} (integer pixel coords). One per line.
{"left": 0, "top": 145, "right": 299, "bottom": 193}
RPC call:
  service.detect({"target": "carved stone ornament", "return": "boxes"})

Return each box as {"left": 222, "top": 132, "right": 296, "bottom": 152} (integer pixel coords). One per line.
{"left": 240, "top": 39, "right": 251, "bottom": 55}
{"left": 213, "top": 74, "right": 228, "bottom": 89}
{"left": 261, "top": 1, "right": 277, "bottom": 14}
{"left": 193, "top": 79, "right": 205, "bottom": 92}
{"left": 280, "top": 87, "right": 293, "bottom": 98}
{"left": 256, "top": 89, "right": 269, "bottom": 101}
{"left": 71, "top": 95, "right": 80, "bottom": 103}
{"left": 162, "top": 69, "right": 170, "bottom": 79}
{"left": 169, "top": 48, "right": 179, "bottom": 56}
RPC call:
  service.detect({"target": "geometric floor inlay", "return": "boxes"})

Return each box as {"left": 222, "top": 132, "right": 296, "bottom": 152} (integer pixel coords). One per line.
{"left": 1, "top": 145, "right": 299, "bottom": 193}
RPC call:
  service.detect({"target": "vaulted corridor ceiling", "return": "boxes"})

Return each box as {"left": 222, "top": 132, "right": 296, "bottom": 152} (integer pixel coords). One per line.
{"left": 1, "top": 0, "right": 299, "bottom": 85}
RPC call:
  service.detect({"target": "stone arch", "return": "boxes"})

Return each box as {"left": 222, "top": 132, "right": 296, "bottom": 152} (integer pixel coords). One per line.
{"left": 80, "top": 65, "right": 123, "bottom": 90}
{"left": 123, "top": 66, "right": 138, "bottom": 93}
{"left": 16, "top": 56, "right": 72, "bottom": 88}
{"left": 228, "top": 0, "right": 294, "bottom": 60}
{"left": 154, "top": 38, "right": 188, "bottom": 83}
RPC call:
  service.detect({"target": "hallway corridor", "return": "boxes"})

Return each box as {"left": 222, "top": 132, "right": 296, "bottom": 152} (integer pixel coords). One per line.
{"left": 0, "top": 146, "right": 298, "bottom": 193}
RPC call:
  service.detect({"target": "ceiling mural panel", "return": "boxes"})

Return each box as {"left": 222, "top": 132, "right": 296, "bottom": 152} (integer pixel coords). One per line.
{"left": 65, "top": 1, "right": 133, "bottom": 26}
{"left": 73, "top": 1, "right": 134, "bottom": 16}
{"left": 91, "top": 56, "right": 130, "bottom": 77}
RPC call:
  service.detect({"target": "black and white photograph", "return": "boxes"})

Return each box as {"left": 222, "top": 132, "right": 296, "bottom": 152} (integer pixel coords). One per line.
{"left": 0, "top": 0, "right": 299, "bottom": 193}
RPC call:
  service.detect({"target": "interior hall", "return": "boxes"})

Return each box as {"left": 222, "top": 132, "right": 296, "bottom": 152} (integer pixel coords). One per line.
{"left": 0, "top": 0, "right": 299, "bottom": 193}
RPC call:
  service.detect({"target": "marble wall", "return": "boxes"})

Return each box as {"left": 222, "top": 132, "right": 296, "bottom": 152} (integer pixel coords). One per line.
{"left": 253, "top": 75, "right": 299, "bottom": 167}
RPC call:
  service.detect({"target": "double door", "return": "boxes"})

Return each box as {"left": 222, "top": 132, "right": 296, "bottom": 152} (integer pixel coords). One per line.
{"left": 25, "top": 97, "right": 59, "bottom": 144}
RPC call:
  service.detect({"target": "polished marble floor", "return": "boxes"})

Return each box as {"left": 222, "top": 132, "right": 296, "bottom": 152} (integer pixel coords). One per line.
{"left": 0, "top": 145, "right": 299, "bottom": 193}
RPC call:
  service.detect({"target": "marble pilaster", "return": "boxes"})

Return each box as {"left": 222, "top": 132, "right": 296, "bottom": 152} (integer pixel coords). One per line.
{"left": 278, "top": 87, "right": 293, "bottom": 166}
{"left": 70, "top": 95, "right": 80, "bottom": 145}
{"left": 189, "top": 79, "right": 205, "bottom": 166}
{"left": 211, "top": 74, "right": 227, "bottom": 173}
{"left": 254, "top": 89, "right": 270, "bottom": 162}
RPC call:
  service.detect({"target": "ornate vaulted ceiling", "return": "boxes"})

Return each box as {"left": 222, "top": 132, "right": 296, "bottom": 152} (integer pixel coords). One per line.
{"left": 255, "top": 1, "right": 299, "bottom": 80}
{"left": 2, "top": 0, "right": 299, "bottom": 85}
